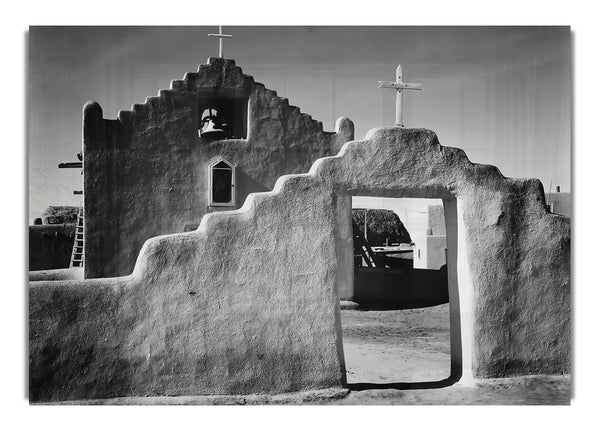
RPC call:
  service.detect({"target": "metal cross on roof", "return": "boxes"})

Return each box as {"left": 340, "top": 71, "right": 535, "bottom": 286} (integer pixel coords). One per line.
{"left": 208, "top": 25, "right": 233, "bottom": 58}
{"left": 378, "top": 64, "right": 422, "bottom": 128}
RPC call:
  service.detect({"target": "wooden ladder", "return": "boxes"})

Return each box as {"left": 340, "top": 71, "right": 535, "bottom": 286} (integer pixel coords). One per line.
{"left": 352, "top": 219, "right": 378, "bottom": 268}
{"left": 70, "top": 206, "right": 84, "bottom": 268}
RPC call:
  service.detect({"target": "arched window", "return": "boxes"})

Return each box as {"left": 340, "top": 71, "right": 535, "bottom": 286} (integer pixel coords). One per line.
{"left": 209, "top": 158, "right": 236, "bottom": 207}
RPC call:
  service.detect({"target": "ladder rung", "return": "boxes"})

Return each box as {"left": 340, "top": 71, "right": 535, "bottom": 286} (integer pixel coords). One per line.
{"left": 70, "top": 206, "right": 84, "bottom": 267}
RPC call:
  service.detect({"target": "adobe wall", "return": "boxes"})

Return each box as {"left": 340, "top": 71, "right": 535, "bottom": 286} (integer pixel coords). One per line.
{"left": 29, "top": 267, "right": 83, "bottom": 281}
{"left": 84, "top": 57, "right": 354, "bottom": 278}
{"left": 29, "top": 224, "right": 75, "bottom": 270}
{"left": 354, "top": 266, "right": 448, "bottom": 307}
{"left": 30, "top": 128, "right": 570, "bottom": 402}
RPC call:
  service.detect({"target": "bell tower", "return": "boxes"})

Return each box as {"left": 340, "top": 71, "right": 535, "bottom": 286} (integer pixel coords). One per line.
{"left": 197, "top": 91, "right": 249, "bottom": 141}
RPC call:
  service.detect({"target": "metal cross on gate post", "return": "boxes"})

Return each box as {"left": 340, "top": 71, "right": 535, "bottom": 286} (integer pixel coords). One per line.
{"left": 208, "top": 25, "right": 233, "bottom": 58}
{"left": 378, "top": 64, "right": 422, "bottom": 127}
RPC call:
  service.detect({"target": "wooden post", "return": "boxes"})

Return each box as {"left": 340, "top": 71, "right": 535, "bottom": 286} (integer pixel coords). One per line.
{"left": 364, "top": 209, "right": 368, "bottom": 243}
{"left": 396, "top": 64, "right": 403, "bottom": 127}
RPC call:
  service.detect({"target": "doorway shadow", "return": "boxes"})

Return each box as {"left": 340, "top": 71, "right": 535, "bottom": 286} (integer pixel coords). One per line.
{"left": 346, "top": 373, "right": 461, "bottom": 391}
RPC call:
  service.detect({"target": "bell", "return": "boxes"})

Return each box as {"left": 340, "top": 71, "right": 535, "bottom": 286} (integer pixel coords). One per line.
{"left": 200, "top": 119, "right": 226, "bottom": 140}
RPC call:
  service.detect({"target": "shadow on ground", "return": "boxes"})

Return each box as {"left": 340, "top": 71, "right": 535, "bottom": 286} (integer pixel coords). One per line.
{"left": 347, "top": 374, "right": 461, "bottom": 391}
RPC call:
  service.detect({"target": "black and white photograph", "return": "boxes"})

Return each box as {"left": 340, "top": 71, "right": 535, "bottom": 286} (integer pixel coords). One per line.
{"left": 27, "top": 23, "right": 571, "bottom": 403}
{"left": 5, "top": 1, "right": 598, "bottom": 428}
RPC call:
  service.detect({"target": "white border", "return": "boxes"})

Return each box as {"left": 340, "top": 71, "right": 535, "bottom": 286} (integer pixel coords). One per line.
{"left": 7, "top": 1, "right": 598, "bottom": 429}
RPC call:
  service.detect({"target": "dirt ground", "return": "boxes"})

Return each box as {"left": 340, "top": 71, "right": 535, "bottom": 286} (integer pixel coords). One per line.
{"left": 333, "top": 304, "right": 570, "bottom": 405}
{"left": 341, "top": 305, "right": 452, "bottom": 384}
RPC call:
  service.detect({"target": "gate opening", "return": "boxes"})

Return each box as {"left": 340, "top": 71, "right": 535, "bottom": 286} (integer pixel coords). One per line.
{"left": 339, "top": 196, "right": 460, "bottom": 387}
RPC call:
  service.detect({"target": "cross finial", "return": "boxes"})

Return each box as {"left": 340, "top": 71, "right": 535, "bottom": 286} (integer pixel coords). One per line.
{"left": 208, "top": 25, "right": 233, "bottom": 58}
{"left": 378, "top": 64, "right": 422, "bottom": 127}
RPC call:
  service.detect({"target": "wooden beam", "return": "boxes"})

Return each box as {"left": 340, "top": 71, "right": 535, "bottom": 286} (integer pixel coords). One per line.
{"left": 58, "top": 162, "right": 82, "bottom": 168}
{"left": 378, "top": 81, "right": 422, "bottom": 90}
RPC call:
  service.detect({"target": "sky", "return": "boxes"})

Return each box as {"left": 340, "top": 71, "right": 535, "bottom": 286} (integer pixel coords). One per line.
{"left": 28, "top": 26, "right": 571, "bottom": 222}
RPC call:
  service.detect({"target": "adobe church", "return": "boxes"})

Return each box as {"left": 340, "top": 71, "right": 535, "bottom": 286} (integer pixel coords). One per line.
{"left": 29, "top": 55, "right": 570, "bottom": 403}
{"left": 82, "top": 57, "right": 353, "bottom": 278}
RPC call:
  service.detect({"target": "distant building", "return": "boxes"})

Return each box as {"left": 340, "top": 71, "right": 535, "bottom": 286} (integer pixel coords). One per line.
{"left": 413, "top": 205, "right": 447, "bottom": 270}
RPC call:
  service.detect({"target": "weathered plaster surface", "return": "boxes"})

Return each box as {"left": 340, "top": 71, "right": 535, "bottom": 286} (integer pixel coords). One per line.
{"left": 84, "top": 58, "right": 353, "bottom": 278}
{"left": 29, "top": 267, "right": 83, "bottom": 281}
{"left": 30, "top": 128, "right": 570, "bottom": 402}
{"left": 428, "top": 205, "right": 446, "bottom": 235}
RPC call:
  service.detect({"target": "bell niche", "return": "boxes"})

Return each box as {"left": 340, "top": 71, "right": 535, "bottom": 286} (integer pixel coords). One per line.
{"left": 197, "top": 90, "right": 249, "bottom": 141}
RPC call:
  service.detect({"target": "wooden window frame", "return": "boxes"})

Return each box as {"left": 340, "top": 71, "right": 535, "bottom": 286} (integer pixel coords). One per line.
{"left": 208, "top": 158, "right": 236, "bottom": 207}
